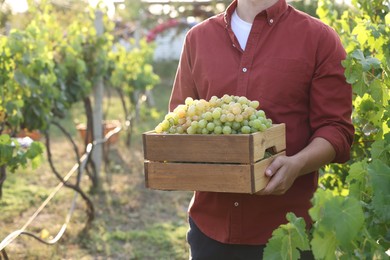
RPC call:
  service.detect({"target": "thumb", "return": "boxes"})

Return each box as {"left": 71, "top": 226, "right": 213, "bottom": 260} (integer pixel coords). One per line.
{"left": 265, "top": 155, "right": 284, "bottom": 177}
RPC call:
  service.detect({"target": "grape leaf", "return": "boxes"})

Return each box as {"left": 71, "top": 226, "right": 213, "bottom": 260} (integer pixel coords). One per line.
{"left": 346, "top": 161, "right": 368, "bottom": 199}
{"left": 353, "top": 76, "right": 367, "bottom": 98}
{"left": 0, "top": 135, "right": 13, "bottom": 166}
{"left": 370, "top": 140, "right": 389, "bottom": 162}
{"left": 311, "top": 228, "right": 337, "bottom": 260}
{"left": 26, "top": 141, "right": 45, "bottom": 169}
{"left": 350, "top": 49, "right": 381, "bottom": 71}
{"left": 352, "top": 25, "right": 369, "bottom": 46}
{"left": 321, "top": 196, "right": 364, "bottom": 246}
{"left": 368, "top": 160, "right": 390, "bottom": 222}
{"left": 309, "top": 189, "right": 334, "bottom": 221}
{"left": 310, "top": 190, "right": 364, "bottom": 246}
{"left": 351, "top": 49, "right": 366, "bottom": 61}
{"left": 263, "top": 213, "right": 310, "bottom": 260}
{"left": 369, "top": 79, "right": 383, "bottom": 103}
{"left": 344, "top": 61, "right": 362, "bottom": 84}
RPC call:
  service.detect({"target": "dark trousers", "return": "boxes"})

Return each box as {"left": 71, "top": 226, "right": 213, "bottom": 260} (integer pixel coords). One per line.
{"left": 187, "top": 217, "right": 314, "bottom": 260}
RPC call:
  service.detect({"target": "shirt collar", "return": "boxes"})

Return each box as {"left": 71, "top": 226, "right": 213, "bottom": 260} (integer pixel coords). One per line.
{"left": 224, "top": 0, "right": 288, "bottom": 26}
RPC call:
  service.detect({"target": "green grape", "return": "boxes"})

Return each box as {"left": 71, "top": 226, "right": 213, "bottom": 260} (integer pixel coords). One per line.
{"left": 187, "top": 125, "right": 197, "bottom": 134}
{"left": 177, "top": 126, "right": 184, "bottom": 134}
{"left": 174, "top": 104, "right": 187, "bottom": 118}
{"left": 206, "top": 122, "right": 215, "bottom": 131}
{"left": 237, "top": 96, "right": 248, "bottom": 104}
{"left": 226, "top": 113, "right": 235, "bottom": 122}
{"left": 256, "top": 110, "right": 265, "bottom": 118}
{"left": 196, "top": 99, "right": 207, "bottom": 112}
{"left": 198, "top": 119, "right": 207, "bottom": 129}
{"left": 224, "top": 121, "right": 232, "bottom": 127}
{"left": 232, "top": 121, "right": 241, "bottom": 130}
{"left": 187, "top": 105, "right": 196, "bottom": 116}
{"left": 235, "top": 114, "right": 244, "bottom": 122}
{"left": 241, "top": 112, "right": 248, "bottom": 119}
{"left": 222, "top": 94, "right": 233, "bottom": 103}
{"left": 203, "top": 111, "right": 213, "bottom": 121}
{"left": 191, "top": 121, "right": 199, "bottom": 129}
{"left": 209, "top": 96, "right": 218, "bottom": 106}
{"left": 161, "top": 119, "right": 170, "bottom": 130}
{"left": 241, "top": 125, "right": 251, "bottom": 134}
{"left": 259, "top": 123, "right": 267, "bottom": 131}
{"left": 201, "top": 128, "right": 209, "bottom": 134}
{"left": 231, "top": 104, "right": 242, "bottom": 115}
{"left": 252, "top": 119, "right": 262, "bottom": 129}
{"left": 155, "top": 124, "right": 163, "bottom": 133}
{"left": 212, "top": 108, "right": 221, "bottom": 119}
{"left": 214, "top": 119, "right": 222, "bottom": 126}
{"left": 222, "top": 125, "right": 232, "bottom": 134}
{"left": 214, "top": 125, "right": 222, "bottom": 134}
{"left": 249, "top": 100, "right": 260, "bottom": 109}
{"left": 185, "top": 97, "right": 194, "bottom": 105}
{"left": 220, "top": 114, "right": 228, "bottom": 123}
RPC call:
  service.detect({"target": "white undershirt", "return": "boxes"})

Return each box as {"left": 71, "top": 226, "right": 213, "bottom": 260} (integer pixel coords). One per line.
{"left": 231, "top": 10, "right": 252, "bottom": 50}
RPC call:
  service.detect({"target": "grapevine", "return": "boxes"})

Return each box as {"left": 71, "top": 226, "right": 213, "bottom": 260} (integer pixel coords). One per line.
{"left": 264, "top": 0, "right": 390, "bottom": 259}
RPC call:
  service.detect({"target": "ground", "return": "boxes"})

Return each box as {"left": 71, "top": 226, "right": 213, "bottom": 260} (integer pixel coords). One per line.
{"left": 1, "top": 129, "right": 193, "bottom": 260}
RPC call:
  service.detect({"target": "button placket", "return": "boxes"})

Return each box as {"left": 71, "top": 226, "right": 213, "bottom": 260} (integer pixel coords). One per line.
{"left": 236, "top": 17, "right": 265, "bottom": 97}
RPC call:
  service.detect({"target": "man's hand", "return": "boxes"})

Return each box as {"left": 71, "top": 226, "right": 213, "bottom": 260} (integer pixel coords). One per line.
{"left": 256, "top": 137, "right": 336, "bottom": 196}
{"left": 255, "top": 154, "right": 303, "bottom": 195}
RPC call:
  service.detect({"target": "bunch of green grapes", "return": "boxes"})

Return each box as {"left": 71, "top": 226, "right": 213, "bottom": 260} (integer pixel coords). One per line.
{"left": 155, "top": 95, "right": 272, "bottom": 134}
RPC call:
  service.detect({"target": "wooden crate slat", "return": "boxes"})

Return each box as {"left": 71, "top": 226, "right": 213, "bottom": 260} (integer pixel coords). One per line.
{"left": 144, "top": 151, "right": 285, "bottom": 194}
{"left": 145, "top": 162, "right": 252, "bottom": 193}
{"left": 143, "top": 123, "right": 285, "bottom": 164}
{"left": 143, "top": 132, "right": 251, "bottom": 163}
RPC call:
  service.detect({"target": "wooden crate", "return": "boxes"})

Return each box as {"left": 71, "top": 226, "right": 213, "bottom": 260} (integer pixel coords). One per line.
{"left": 143, "top": 123, "right": 286, "bottom": 194}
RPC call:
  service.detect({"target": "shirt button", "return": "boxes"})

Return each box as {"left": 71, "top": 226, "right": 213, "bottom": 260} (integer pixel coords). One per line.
{"left": 232, "top": 44, "right": 236, "bottom": 47}
{"left": 242, "top": 68, "right": 247, "bottom": 72}
{"left": 269, "top": 19, "right": 274, "bottom": 24}
{"left": 234, "top": 202, "right": 239, "bottom": 207}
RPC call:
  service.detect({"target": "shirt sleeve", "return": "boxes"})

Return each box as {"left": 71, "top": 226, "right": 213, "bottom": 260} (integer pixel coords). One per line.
{"left": 309, "top": 25, "right": 355, "bottom": 163}
{"left": 168, "top": 31, "right": 199, "bottom": 112}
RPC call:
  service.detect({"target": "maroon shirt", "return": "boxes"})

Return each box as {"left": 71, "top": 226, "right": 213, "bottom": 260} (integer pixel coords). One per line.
{"left": 169, "top": 0, "right": 354, "bottom": 245}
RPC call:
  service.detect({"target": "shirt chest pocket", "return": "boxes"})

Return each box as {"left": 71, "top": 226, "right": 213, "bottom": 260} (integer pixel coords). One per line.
{"left": 254, "top": 58, "right": 312, "bottom": 106}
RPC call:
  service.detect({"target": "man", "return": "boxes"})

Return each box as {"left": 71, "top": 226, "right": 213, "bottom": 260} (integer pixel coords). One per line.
{"left": 169, "top": 0, "right": 355, "bottom": 259}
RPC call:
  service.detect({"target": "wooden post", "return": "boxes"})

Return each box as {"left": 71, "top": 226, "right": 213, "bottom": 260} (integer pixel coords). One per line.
{"left": 92, "top": 10, "right": 104, "bottom": 187}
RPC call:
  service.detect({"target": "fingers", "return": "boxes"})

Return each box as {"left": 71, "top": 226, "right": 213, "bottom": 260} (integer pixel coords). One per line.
{"left": 261, "top": 171, "right": 286, "bottom": 195}
{"left": 256, "top": 155, "right": 294, "bottom": 195}
{"left": 265, "top": 155, "right": 285, "bottom": 177}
